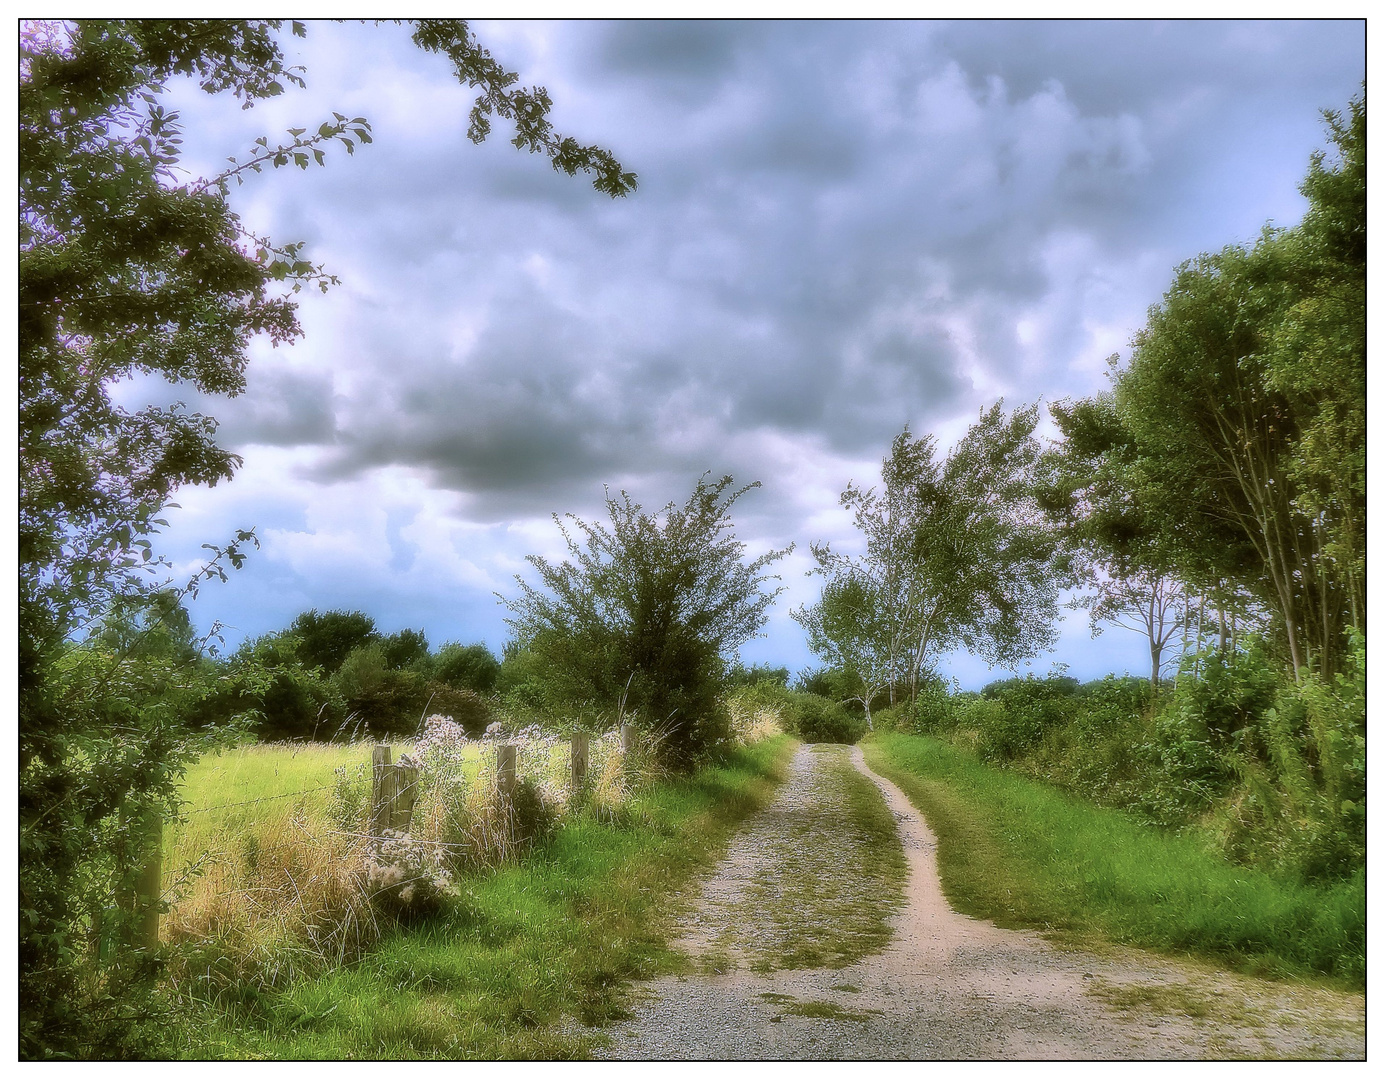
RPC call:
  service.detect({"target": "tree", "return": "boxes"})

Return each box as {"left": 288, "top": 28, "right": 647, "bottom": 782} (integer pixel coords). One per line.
{"left": 290, "top": 608, "right": 379, "bottom": 674}
{"left": 800, "top": 403, "right": 1063, "bottom": 704}
{"left": 791, "top": 572, "right": 894, "bottom": 726}
{"left": 434, "top": 641, "right": 501, "bottom": 694}
{"left": 1042, "top": 392, "right": 1196, "bottom": 687}
{"left": 504, "top": 476, "right": 791, "bottom": 765}
{"left": 20, "top": 19, "right": 634, "bottom": 1057}
{"left": 1111, "top": 94, "right": 1364, "bottom": 680}
{"left": 380, "top": 627, "right": 430, "bottom": 671}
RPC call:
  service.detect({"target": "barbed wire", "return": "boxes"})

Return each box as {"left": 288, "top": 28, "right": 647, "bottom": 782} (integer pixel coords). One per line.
{"left": 183, "top": 783, "right": 339, "bottom": 815}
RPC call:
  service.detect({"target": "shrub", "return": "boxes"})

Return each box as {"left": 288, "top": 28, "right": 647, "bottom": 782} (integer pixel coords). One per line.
{"left": 502, "top": 475, "right": 790, "bottom": 768}
{"left": 909, "top": 678, "right": 959, "bottom": 734}
{"left": 784, "top": 691, "right": 866, "bottom": 744}
{"left": 434, "top": 642, "right": 501, "bottom": 694}
{"left": 362, "top": 831, "right": 449, "bottom": 921}
{"left": 334, "top": 644, "right": 430, "bottom": 736}
{"left": 419, "top": 685, "right": 492, "bottom": 737}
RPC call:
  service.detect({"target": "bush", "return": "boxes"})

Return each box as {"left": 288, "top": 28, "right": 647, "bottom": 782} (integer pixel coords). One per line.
{"left": 909, "top": 678, "right": 959, "bottom": 734}
{"left": 725, "top": 682, "right": 863, "bottom": 743}
{"left": 419, "top": 685, "right": 493, "bottom": 737}
{"left": 434, "top": 642, "right": 501, "bottom": 694}
{"left": 334, "top": 644, "right": 430, "bottom": 736}
{"left": 503, "top": 475, "right": 790, "bottom": 769}
{"left": 956, "top": 676, "right": 1078, "bottom": 762}
{"left": 784, "top": 691, "right": 866, "bottom": 744}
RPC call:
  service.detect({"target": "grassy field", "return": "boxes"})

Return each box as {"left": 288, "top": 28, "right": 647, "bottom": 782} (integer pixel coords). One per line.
{"left": 865, "top": 733, "right": 1365, "bottom": 989}
{"left": 168, "top": 742, "right": 388, "bottom": 873}
{"left": 165, "top": 735, "right": 796, "bottom": 1058}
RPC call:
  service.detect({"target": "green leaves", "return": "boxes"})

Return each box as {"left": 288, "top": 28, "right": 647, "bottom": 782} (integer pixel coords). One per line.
{"left": 801, "top": 405, "right": 1062, "bottom": 706}
{"left": 411, "top": 18, "right": 636, "bottom": 198}
{"left": 505, "top": 476, "right": 790, "bottom": 764}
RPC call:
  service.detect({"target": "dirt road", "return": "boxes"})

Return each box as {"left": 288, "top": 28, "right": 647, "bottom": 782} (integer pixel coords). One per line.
{"left": 594, "top": 743, "right": 1364, "bottom": 1060}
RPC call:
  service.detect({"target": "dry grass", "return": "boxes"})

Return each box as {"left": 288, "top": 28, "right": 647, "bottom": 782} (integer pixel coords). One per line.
{"left": 727, "top": 700, "right": 786, "bottom": 746}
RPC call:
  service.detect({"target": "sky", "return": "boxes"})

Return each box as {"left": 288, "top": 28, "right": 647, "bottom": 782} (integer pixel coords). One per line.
{"left": 120, "top": 17, "right": 1365, "bottom": 689}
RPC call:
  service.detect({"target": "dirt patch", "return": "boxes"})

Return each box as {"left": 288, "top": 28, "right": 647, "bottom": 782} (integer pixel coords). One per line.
{"left": 592, "top": 743, "right": 1364, "bottom": 1060}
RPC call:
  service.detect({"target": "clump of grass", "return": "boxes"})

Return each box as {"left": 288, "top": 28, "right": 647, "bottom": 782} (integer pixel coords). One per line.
{"left": 781, "top": 999, "right": 878, "bottom": 1022}
{"left": 866, "top": 733, "right": 1365, "bottom": 989}
{"left": 726, "top": 698, "right": 785, "bottom": 746}
{"left": 163, "top": 743, "right": 388, "bottom": 999}
{"left": 1088, "top": 979, "right": 1215, "bottom": 1020}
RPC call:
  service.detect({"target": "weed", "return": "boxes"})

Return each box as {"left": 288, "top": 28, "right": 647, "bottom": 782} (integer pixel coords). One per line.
{"left": 782, "top": 1000, "right": 878, "bottom": 1022}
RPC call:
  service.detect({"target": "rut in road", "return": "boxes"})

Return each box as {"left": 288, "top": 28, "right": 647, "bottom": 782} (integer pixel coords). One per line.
{"left": 594, "top": 742, "right": 1364, "bottom": 1060}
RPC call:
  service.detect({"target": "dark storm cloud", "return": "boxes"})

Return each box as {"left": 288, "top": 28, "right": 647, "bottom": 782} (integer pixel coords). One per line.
{"left": 595, "top": 19, "right": 751, "bottom": 82}
{"left": 214, "top": 368, "right": 338, "bottom": 448}
{"left": 210, "top": 19, "right": 1362, "bottom": 523}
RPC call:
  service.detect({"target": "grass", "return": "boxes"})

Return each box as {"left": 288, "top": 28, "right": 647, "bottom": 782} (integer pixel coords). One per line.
{"left": 780, "top": 999, "right": 879, "bottom": 1023}
{"left": 166, "top": 735, "right": 797, "bottom": 1059}
{"left": 864, "top": 733, "right": 1365, "bottom": 989}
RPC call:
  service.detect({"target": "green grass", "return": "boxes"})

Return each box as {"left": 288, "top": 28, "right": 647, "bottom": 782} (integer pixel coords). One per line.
{"left": 167, "top": 735, "right": 796, "bottom": 1059}
{"left": 865, "top": 733, "right": 1364, "bottom": 989}
{"left": 169, "top": 742, "right": 394, "bottom": 867}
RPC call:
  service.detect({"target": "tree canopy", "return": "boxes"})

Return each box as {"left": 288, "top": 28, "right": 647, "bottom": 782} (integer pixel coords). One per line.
{"left": 798, "top": 402, "right": 1063, "bottom": 705}
{"left": 1055, "top": 92, "right": 1365, "bottom": 680}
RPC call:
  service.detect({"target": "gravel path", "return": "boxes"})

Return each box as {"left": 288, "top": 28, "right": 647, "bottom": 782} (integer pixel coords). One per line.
{"left": 592, "top": 743, "right": 1364, "bottom": 1060}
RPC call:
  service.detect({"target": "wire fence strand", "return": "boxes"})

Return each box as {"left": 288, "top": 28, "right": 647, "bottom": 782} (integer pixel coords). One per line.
{"left": 183, "top": 783, "right": 339, "bottom": 816}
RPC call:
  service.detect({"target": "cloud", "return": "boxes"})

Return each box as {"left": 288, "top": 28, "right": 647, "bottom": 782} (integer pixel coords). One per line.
{"left": 146, "top": 19, "right": 1363, "bottom": 682}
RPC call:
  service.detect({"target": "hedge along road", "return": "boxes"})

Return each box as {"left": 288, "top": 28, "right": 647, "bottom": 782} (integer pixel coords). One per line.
{"left": 592, "top": 742, "right": 1365, "bottom": 1060}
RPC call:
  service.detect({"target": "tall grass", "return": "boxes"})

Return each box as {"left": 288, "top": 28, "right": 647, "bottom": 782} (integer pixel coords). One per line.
{"left": 168, "top": 736, "right": 796, "bottom": 1059}
{"left": 866, "top": 733, "right": 1364, "bottom": 988}
{"left": 162, "top": 729, "right": 637, "bottom": 999}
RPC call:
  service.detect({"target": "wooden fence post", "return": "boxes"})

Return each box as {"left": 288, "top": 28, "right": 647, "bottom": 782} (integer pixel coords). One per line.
{"left": 497, "top": 743, "right": 517, "bottom": 842}
{"left": 571, "top": 731, "right": 589, "bottom": 792}
{"left": 135, "top": 815, "right": 162, "bottom": 949}
{"left": 371, "top": 744, "right": 394, "bottom": 838}
{"left": 621, "top": 723, "right": 637, "bottom": 757}
{"left": 391, "top": 759, "right": 419, "bottom": 833}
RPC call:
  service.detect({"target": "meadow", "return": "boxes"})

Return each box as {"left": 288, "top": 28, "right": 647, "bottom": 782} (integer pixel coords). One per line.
{"left": 161, "top": 734, "right": 795, "bottom": 1058}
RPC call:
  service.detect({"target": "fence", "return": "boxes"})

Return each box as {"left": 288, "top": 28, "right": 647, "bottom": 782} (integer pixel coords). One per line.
{"left": 368, "top": 723, "right": 636, "bottom": 840}
{"left": 113, "top": 724, "right": 640, "bottom": 950}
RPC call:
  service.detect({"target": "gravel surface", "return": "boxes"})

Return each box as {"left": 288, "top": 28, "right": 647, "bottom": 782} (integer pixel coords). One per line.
{"left": 591, "top": 743, "right": 1365, "bottom": 1060}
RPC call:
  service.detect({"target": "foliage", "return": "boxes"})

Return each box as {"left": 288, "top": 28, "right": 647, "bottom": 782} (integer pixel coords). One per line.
{"left": 19, "top": 18, "right": 634, "bottom": 1057}
{"left": 727, "top": 681, "right": 865, "bottom": 745}
{"left": 290, "top": 609, "right": 378, "bottom": 675}
{"left": 1060, "top": 92, "right": 1366, "bottom": 680}
{"left": 786, "top": 695, "right": 868, "bottom": 745}
{"left": 726, "top": 661, "right": 791, "bottom": 688}
{"left": 380, "top": 627, "right": 430, "bottom": 671}
{"left": 505, "top": 475, "right": 791, "bottom": 766}
{"left": 892, "top": 651, "right": 1364, "bottom": 887}
{"left": 434, "top": 641, "right": 502, "bottom": 694}
{"left": 797, "top": 402, "right": 1062, "bottom": 707}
